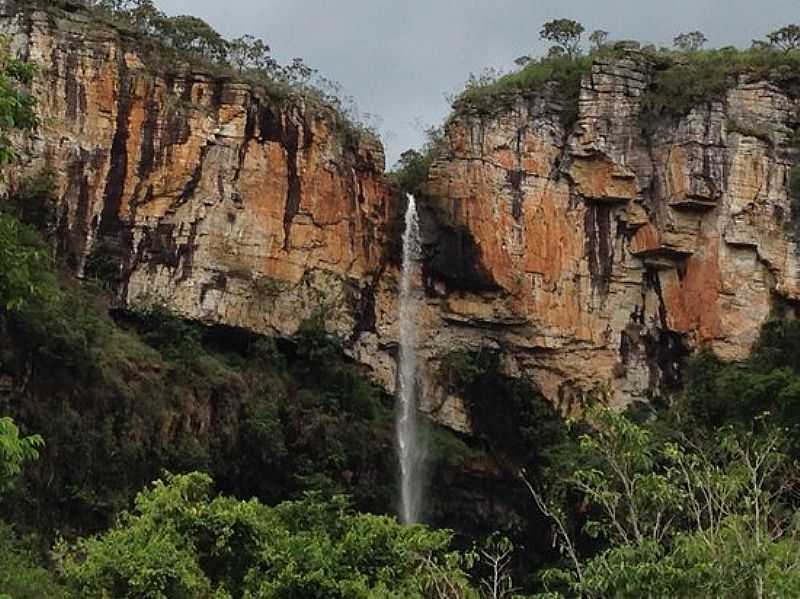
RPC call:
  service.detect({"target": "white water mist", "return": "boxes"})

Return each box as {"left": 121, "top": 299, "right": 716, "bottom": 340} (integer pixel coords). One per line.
{"left": 397, "top": 193, "right": 423, "bottom": 524}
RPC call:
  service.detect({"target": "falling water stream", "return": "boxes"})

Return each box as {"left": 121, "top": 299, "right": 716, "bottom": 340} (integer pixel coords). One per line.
{"left": 397, "top": 193, "right": 423, "bottom": 524}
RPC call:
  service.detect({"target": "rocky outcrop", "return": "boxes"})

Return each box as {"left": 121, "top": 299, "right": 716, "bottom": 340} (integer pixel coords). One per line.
{"left": 1, "top": 0, "right": 390, "bottom": 342}
{"left": 402, "top": 48, "right": 800, "bottom": 417}
{"left": 4, "top": 1, "right": 800, "bottom": 429}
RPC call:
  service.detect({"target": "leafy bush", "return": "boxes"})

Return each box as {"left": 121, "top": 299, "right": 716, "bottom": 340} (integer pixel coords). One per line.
{"left": 456, "top": 53, "right": 596, "bottom": 127}
{"left": 677, "top": 319, "right": 800, "bottom": 446}
{"left": 0, "top": 522, "right": 66, "bottom": 599}
{"left": 125, "top": 301, "right": 204, "bottom": 366}
{"left": 5, "top": 168, "right": 58, "bottom": 231}
{"left": 531, "top": 408, "right": 800, "bottom": 598}
{"left": 90, "top": 0, "right": 375, "bottom": 137}
{"left": 58, "top": 472, "right": 478, "bottom": 599}
{"left": 641, "top": 46, "right": 800, "bottom": 128}
{"left": 0, "top": 36, "right": 38, "bottom": 165}
{"left": 0, "top": 214, "right": 395, "bottom": 534}
{"left": 0, "top": 417, "right": 42, "bottom": 497}
{"left": 387, "top": 126, "right": 444, "bottom": 196}
{"left": 726, "top": 118, "right": 773, "bottom": 144}
{"left": 0, "top": 214, "right": 58, "bottom": 312}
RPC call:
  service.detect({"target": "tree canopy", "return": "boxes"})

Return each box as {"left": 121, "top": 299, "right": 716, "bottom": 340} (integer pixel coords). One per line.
{"left": 529, "top": 397, "right": 800, "bottom": 598}
{"left": 767, "top": 24, "right": 800, "bottom": 52}
{"left": 539, "top": 19, "right": 585, "bottom": 57}
{"left": 673, "top": 31, "right": 708, "bottom": 52}
{"left": 58, "top": 472, "right": 478, "bottom": 599}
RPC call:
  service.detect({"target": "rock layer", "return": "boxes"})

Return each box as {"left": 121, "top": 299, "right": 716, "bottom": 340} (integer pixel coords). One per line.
{"left": 2, "top": 0, "right": 390, "bottom": 341}
{"left": 411, "top": 50, "right": 800, "bottom": 417}
{"left": 4, "top": 2, "right": 800, "bottom": 428}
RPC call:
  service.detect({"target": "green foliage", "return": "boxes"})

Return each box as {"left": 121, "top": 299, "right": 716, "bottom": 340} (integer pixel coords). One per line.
{"left": 640, "top": 46, "right": 800, "bottom": 128}
{"left": 678, "top": 320, "right": 800, "bottom": 444}
{"left": 0, "top": 212, "right": 395, "bottom": 533}
{"left": 59, "top": 472, "right": 478, "bottom": 599}
{"left": 673, "top": 31, "right": 707, "bottom": 52}
{"left": 0, "top": 521, "right": 66, "bottom": 598}
{"left": 533, "top": 408, "right": 800, "bottom": 598}
{"left": 227, "top": 34, "right": 277, "bottom": 73}
{"left": 456, "top": 53, "right": 595, "bottom": 127}
{"left": 389, "top": 146, "right": 435, "bottom": 197}
{"left": 438, "top": 349, "right": 566, "bottom": 465}
{"left": 0, "top": 213, "right": 58, "bottom": 311}
{"left": 385, "top": 127, "right": 446, "bottom": 264}
{"left": 454, "top": 23, "right": 800, "bottom": 138}
{"left": 0, "top": 36, "right": 38, "bottom": 166}
{"left": 588, "top": 30, "right": 609, "bottom": 52}
{"left": 126, "top": 301, "right": 204, "bottom": 366}
{"left": 96, "top": 0, "right": 228, "bottom": 65}
{"left": 539, "top": 19, "right": 585, "bottom": 57}
{"left": 95, "top": 0, "right": 161, "bottom": 32}
{"left": 5, "top": 168, "right": 58, "bottom": 231}
{"left": 82, "top": 239, "right": 125, "bottom": 289}
{"left": 766, "top": 24, "right": 800, "bottom": 52}
{"left": 159, "top": 15, "right": 228, "bottom": 63}
{"left": 92, "top": 0, "right": 373, "bottom": 138}
{"left": 726, "top": 118, "right": 773, "bottom": 144}
{"left": 0, "top": 417, "right": 42, "bottom": 497}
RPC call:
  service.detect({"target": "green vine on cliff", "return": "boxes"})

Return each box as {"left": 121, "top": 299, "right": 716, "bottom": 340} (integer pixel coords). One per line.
{"left": 0, "top": 35, "right": 38, "bottom": 166}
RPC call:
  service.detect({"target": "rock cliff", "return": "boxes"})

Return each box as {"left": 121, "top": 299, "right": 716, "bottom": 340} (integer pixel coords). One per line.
{"left": 4, "top": 1, "right": 800, "bottom": 430}
{"left": 1, "top": 0, "right": 391, "bottom": 343}
{"left": 411, "top": 49, "right": 800, "bottom": 420}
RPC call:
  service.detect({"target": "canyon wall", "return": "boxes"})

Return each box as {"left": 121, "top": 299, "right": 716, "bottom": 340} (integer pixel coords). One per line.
{"left": 4, "top": 2, "right": 800, "bottom": 430}
{"left": 1, "top": 0, "right": 391, "bottom": 343}
{"left": 408, "top": 51, "right": 800, "bottom": 423}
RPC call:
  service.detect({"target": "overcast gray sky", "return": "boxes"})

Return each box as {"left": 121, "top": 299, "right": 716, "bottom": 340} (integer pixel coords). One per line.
{"left": 154, "top": 0, "right": 798, "bottom": 167}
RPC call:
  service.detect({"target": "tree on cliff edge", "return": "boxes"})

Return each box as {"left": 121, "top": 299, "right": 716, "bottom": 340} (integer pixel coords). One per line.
{"left": 673, "top": 31, "right": 707, "bottom": 52}
{"left": 540, "top": 19, "right": 585, "bottom": 57}
{"left": 767, "top": 24, "right": 800, "bottom": 52}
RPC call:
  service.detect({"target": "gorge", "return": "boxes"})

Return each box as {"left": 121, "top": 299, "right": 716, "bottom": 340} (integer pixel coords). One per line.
{"left": 1, "top": 1, "right": 800, "bottom": 596}
{"left": 4, "top": 0, "right": 800, "bottom": 427}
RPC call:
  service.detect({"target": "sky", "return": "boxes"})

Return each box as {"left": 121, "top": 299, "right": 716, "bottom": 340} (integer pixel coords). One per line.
{"left": 154, "top": 0, "right": 798, "bottom": 168}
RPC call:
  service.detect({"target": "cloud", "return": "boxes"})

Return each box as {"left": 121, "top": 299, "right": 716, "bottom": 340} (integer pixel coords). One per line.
{"left": 154, "top": 0, "right": 798, "bottom": 167}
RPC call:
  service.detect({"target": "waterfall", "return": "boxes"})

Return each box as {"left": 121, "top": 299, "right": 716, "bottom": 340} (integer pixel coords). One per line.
{"left": 397, "top": 193, "right": 423, "bottom": 524}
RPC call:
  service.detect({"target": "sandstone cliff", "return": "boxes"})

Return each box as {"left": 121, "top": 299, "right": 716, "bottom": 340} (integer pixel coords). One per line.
{"left": 4, "top": 1, "right": 800, "bottom": 430}
{"left": 409, "top": 49, "right": 800, "bottom": 422}
{"left": 1, "top": 0, "right": 390, "bottom": 343}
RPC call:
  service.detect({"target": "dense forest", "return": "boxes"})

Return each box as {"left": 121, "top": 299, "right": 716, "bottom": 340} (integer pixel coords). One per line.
{"left": 2, "top": 2, "right": 800, "bottom": 597}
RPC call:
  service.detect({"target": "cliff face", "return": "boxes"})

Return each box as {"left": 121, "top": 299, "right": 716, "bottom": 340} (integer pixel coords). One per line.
{"left": 412, "top": 51, "right": 800, "bottom": 418}
{"left": 2, "top": 1, "right": 390, "bottom": 341}
{"left": 4, "top": 2, "right": 800, "bottom": 429}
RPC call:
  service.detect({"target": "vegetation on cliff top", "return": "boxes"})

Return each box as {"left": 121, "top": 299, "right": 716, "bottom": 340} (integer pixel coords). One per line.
{"left": 455, "top": 19, "right": 800, "bottom": 129}
{"left": 58, "top": 0, "right": 381, "bottom": 139}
